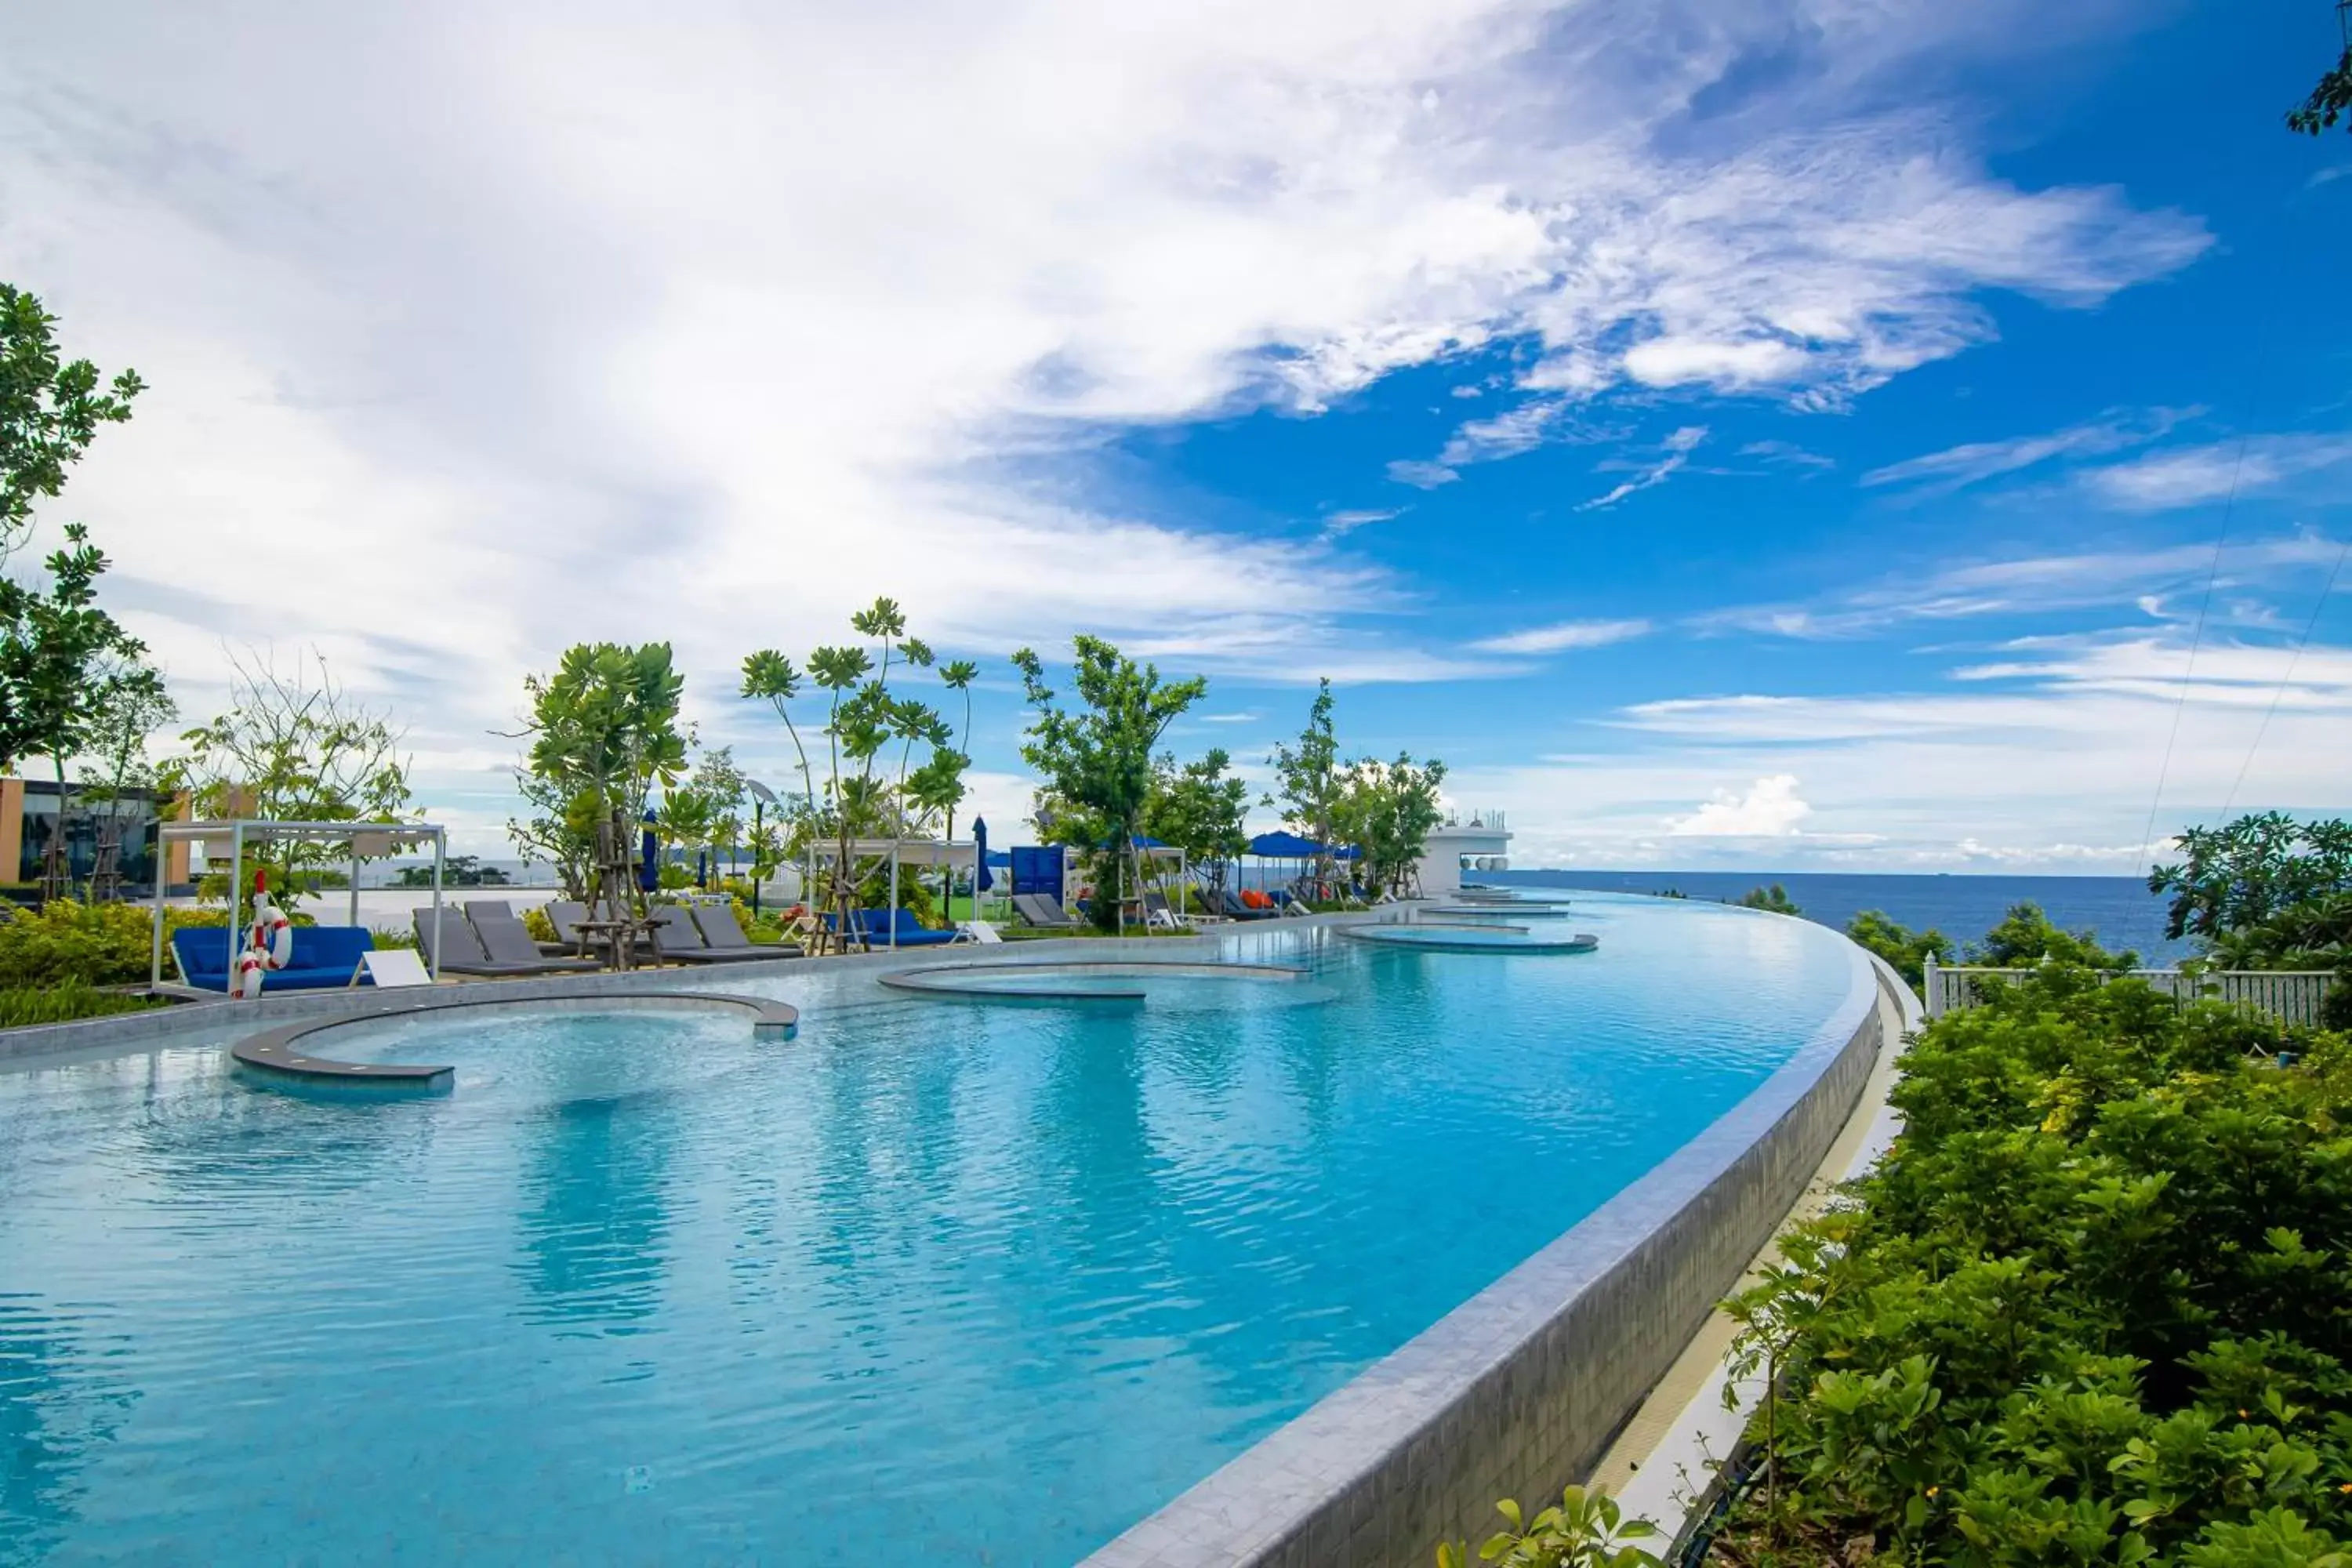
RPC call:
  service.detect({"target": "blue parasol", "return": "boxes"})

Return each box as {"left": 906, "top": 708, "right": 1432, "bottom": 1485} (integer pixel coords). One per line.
{"left": 974, "top": 818, "right": 994, "bottom": 892}
{"left": 639, "top": 812, "right": 660, "bottom": 895}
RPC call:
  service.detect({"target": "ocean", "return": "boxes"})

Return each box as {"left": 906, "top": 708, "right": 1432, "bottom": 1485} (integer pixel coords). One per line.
{"left": 1488, "top": 869, "right": 2192, "bottom": 965}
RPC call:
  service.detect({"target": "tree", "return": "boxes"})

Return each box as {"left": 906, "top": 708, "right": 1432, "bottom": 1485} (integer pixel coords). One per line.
{"left": 73, "top": 654, "right": 176, "bottom": 898}
{"left": 741, "top": 598, "right": 970, "bottom": 949}
{"left": 508, "top": 642, "right": 688, "bottom": 905}
{"left": 1843, "top": 910, "right": 1955, "bottom": 993}
{"left": 2288, "top": 8, "right": 2352, "bottom": 135}
{"left": 1, "top": 526, "right": 157, "bottom": 895}
{"left": 1330, "top": 751, "right": 1447, "bottom": 899}
{"left": 1737, "top": 883, "right": 1802, "bottom": 916}
{"left": 162, "top": 650, "right": 415, "bottom": 900}
{"left": 1012, "top": 636, "right": 1206, "bottom": 933}
{"left": 1269, "top": 678, "right": 1344, "bottom": 892}
{"left": 1143, "top": 748, "right": 1252, "bottom": 896}
{"left": 0, "top": 283, "right": 143, "bottom": 571}
{"left": 395, "top": 855, "right": 507, "bottom": 887}
{"left": 2151, "top": 812, "right": 2352, "bottom": 942}
{"left": 686, "top": 746, "right": 747, "bottom": 875}
{"left": 1968, "top": 901, "right": 2137, "bottom": 971}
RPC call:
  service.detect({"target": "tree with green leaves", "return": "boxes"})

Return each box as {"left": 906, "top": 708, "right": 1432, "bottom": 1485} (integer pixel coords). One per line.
{"left": 1737, "top": 883, "right": 1802, "bottom": 916}
{"left": 0, "top": 283, "right": 143, "bottom": 572}
{"left": 1143, "top": 747, "right": 1252, "bottom": 898}
{"left": 1012, "top": 636, "right": 1207, "bottom": 933}
{"left": 1330, "top": 751, "right": 1447, "bottom": 900}
{"left": 2288, "top": 5, "right": 2351, "bottom": 134}
{"left": 162, "top": 650, "right": 415, "bottom": 902}
{"left": 741, "top": 598, "right": 971, "bottom": 949}
{"left": 1968, "top": 900, "right": 2137, "bottom": 971}
{"left": 1269, "top": 677, "right": 1344, "bottom": 895}
{"left": 74, "top": 654, "right": 176, "bottom": 898}
{"left": 507, "top": 642, "right": 688, "bottom": 905}
{"left": 2, "top": 527, "right": 159, "bottom": 896}
{"left": 1844, "top": 909, "right": 1954, "bottom": 993}
{"left": 938, "top": 659, "right": 979, "bottom": 916}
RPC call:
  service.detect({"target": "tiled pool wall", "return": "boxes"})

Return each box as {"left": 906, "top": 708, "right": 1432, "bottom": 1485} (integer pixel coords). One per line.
{"left": 1083, "top": 942, "right": 1888, "bottom": 1568}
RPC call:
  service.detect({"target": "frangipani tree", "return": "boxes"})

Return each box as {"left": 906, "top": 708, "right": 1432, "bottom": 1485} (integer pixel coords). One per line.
{"left": 509, "top": 642, "right": 688, "bottom": 906}
{"left": 742, "top": 597, "right": 972, "bottom": 951}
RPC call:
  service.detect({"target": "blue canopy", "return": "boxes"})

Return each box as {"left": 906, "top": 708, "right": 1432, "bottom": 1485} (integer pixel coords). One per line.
{"left": 1247, "top": 830, "right": 1361, "bottom": 861}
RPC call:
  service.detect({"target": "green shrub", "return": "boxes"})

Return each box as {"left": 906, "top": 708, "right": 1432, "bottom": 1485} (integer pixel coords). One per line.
{"left": 0, "top": 900, "right": 160, "bottom": 987}
{"left": 0, "top": 982, "right": 168, "bottom": 1029}
{"left": 522, "top": 905, "right": 559, "bottom": 945}
{"left": 1709, "top": 967, "right": 2352, "bottom": 1565}
{"left": 1439, "top": 1486, "right": 1660, "bottom": 1567}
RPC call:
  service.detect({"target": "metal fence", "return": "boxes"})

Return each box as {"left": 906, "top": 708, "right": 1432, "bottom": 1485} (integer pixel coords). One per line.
{"left": 1923, "top": 961, "right": 2340, "bottom": 1027}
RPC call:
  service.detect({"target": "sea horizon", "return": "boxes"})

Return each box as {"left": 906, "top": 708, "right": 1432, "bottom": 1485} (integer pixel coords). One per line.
{"left": 1490, "top": 867, "right": 2193, "bottom": 964}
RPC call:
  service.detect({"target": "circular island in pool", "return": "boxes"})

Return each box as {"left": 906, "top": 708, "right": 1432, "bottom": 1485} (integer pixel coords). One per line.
{"left": 1339, "top": 920, "right": 1601, "bottom": 953}
{"left": 0, "top": 893, "right": 1878, "bottom": 1566}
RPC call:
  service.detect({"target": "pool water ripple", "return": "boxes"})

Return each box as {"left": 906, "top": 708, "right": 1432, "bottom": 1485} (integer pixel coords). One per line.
{"left": 1, "top": 895, "right": 1863, "bottom": 1565}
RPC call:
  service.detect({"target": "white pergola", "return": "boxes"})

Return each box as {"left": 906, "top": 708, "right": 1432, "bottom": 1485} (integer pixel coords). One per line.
{"left": 150, "top": 819, "right": 448, "bottom": 986}
{"left": 847, "top": 836, "right": 974, "bottom": 950}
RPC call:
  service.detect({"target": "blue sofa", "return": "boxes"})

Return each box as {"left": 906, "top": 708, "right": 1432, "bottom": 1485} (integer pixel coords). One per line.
{"left": 171, "top": 925, "right": 379, "bottom": 993}
{"left": 822, "top": 909, "right": 964, "bottom": 949}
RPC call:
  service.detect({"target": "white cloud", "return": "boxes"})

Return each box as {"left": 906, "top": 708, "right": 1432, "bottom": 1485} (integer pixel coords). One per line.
{"left": 1320, "top": 507, "right": 1402, "bottom": 538}
{"left": 0, "top": 1, "right": 2214, "bottom": 848}
{"left": 1669, "top": 773, "right": 1813, "bottom": 836}
{"left": 1861, "top": 406, "right": 2190, "bottom": 492}
{"left": 1737, "top": 439, "right": 1835, "bottom": 470}
{"left": 1468, "top": 617, "right": 1650, "bottom": 654}
{"left": 2077, "top": 435, "right": 2352, "bottom": 512}
{"left": 1578, "top": 425, "right": 1705, "bottom": 510}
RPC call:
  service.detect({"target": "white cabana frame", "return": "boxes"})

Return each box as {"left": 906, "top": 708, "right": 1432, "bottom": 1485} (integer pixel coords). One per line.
{"left": 150, "top": 819, "right": 448, "bottom": 987}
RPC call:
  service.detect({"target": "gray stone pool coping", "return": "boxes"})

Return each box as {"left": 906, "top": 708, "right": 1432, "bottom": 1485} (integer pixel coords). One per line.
{"left": 228, "top": 991, "right": 800, "bottom": 1087}
{"left": 1339, "top": 924, "right": 1600, "bottom": 953}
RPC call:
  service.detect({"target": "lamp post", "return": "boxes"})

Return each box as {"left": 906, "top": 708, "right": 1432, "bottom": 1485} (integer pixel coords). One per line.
{"left": 746, "top": 779, "right": 779, "bottom": 917}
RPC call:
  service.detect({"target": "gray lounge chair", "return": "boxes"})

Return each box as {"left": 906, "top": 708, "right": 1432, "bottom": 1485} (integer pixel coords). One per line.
{"left": 691, "top": 902, "right": 802, "bottom": 959}
{"left": 470, "top": 906, "right": 601, "bottom": 971}
{"left": 1200, "top": 887, "right": 1276, "bottom": 921}
{"left": 1012, "top": 891, "right": 1082, "bottom": 929}
{"left": 648, "top": 905, "right": 776, "bottom": 964}
{"left": 412, "top": 908, "right": 555, "bottom": 977}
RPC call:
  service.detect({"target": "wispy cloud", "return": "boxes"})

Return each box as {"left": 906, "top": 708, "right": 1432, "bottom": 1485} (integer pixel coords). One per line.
{"left": 2077, "top": 435, "right": 2352, "bottom": 511}
{"left": 1862, "top": 407, "right": 2191, "bottom": 492}
{"left": 1469, "top": 617, "right": 1650, "bottom": 655}
{"left": 1388, "top": 397, "right": 1569, "bottom": 488}
{"left": 1737, "top": 440, "right": 1835, "bottom": 471}
{"left": 1700, "top": 534, "right": 2348, "bottom": 639}
{"left": 1320, "top": 507, "right": 1401, "bottom": 539}
{"left": 1578, "top": 426, "right": 1706, "bottom": 510}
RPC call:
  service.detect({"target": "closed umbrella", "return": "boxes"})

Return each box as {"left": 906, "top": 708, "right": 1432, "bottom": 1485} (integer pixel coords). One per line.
{"left": 973, "top": 817, "right": 993, "bottom": 921}
{"left": 639, "top": 813, "right": 660, "bottom": 895}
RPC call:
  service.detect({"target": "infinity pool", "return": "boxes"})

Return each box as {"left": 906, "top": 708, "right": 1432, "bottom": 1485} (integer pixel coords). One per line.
{"left": 0, "top": 895, "right": 1865, "bottom": 1565}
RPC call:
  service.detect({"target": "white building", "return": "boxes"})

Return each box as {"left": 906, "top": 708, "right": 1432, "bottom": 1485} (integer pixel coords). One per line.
{"left": 1414, "top": 811, "right": 1511, "bottom": 895}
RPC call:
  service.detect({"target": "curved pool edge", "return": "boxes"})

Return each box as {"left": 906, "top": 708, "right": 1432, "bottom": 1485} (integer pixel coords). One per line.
{"left": 1082, "top": 927, "right": 1885, "bottom": 1568}
{"left": 230, "top": 992, "right": 800, "bottom": 1087}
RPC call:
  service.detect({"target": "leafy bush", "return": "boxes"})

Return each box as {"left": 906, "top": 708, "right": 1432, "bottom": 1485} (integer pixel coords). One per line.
{"left": 1710, "top": 967, "right": 2352, "bottom": 1565}
{"left": 1846, "top": 909, "right": 1955, "bottom": 992}
{"left": 0, "top": 899, "right": 160, "bottom": 987}
{"left": 0, "top": 982, "right": 167, "bottom": 1028}
{"left": 1967, "top": 900, "right": 2137, "bottom": 969}
{"left": 522, "top": 905, "right": 559, "bottom": 945}
{"left": 1738, "top": 884, "right": 1802, "bottom": 916}
{"left": 1439, "top": 1486, "right": 1660, "bottom": 1567}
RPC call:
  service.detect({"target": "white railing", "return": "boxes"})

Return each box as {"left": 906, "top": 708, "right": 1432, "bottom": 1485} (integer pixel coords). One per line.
{"left": 1923, "top": 961, "right": 2340, "bottom": 1027}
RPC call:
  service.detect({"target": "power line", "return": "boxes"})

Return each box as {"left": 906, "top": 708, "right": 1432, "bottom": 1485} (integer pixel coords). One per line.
{"left": 2134, "top": 488, "right": 2240, "bottom": 873}
{"left": 2218, "top": 535, "right": 2350, "bottom": 817}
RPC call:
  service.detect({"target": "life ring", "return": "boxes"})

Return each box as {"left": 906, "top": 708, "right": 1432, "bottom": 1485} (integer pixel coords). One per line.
{"left": 235, "top": 874, "right": 294, "bottom": 1000}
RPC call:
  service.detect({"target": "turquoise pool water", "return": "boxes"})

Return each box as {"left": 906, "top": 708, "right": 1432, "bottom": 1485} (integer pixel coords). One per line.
{"left": 0, "top": 895, "right": 1866, "bottom": 1566}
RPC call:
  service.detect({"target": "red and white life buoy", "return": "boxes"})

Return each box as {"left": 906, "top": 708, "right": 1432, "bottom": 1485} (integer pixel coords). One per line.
{"left": 235, "top": 872, "right": 294, "bottom": 1000}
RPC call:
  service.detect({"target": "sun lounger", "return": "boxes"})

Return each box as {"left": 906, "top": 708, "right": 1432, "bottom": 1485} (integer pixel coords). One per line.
{"left": 1200, "top": 887, "right": 1276, "bottom": 921}
{"left": 471, "top": 906, "right": 602, "bottom": 971}
{"left": 412, "top": 909, "right": 595, "bottom": 978}
{"left": 648, "top": 905, "right": 779, "bottom": 964}
{"left": 1011, "top": 891, "right": 1082, "bottom": 929}
{"left": 962, "top": 919, "right": 1003, "bottom": 944}
{"left": 690, "top": 902, "right": 802, "bottom": 960}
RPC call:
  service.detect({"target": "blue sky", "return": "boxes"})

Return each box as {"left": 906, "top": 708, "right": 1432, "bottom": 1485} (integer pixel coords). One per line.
{"left": 3, "top": 1, "right": 2347, "bottom": 869}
